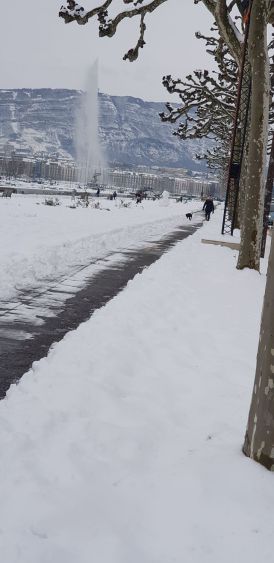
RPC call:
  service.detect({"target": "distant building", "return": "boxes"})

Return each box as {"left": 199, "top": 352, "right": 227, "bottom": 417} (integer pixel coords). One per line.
{"left": 0, "top": 149, "right": 221, "bottom": 197}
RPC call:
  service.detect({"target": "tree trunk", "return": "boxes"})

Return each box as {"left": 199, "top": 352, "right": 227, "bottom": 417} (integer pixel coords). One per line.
{"left": 236, "top": 0, "right": 270, "bottom": 271}
{"left": 243, "top": 229, "right": 274, "bottom": 469}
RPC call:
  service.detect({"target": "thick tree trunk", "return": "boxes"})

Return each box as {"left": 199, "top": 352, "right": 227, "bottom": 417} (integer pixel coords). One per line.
{"left": 243, "top": 231, "right": 274, "bottom": 469}
{"left": 236, "top": 0, "right": 270, "bottom": 271}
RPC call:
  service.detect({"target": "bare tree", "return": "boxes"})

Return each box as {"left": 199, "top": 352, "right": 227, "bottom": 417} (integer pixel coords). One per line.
{"left": 243, "top": 204, "right": 274, "bottom": 470}
{"left": 241, "top": 1, "right": 274, "bottom": 469}
{"left": 236, "top": 0, "right": 270, "bottom": 270}
{"left": 159, "top": 32, "right": 237, "bottom": 170}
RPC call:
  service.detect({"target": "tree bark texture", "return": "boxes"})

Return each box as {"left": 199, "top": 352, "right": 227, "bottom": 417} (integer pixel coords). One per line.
{"left": 237, "top": 0, "right": 270, "bottom": 271}
{"left": 243, "top": 230, "right": 274, "bottom": 469}
{"left": 201, "top": 0, "right": 242, "bottom": 64}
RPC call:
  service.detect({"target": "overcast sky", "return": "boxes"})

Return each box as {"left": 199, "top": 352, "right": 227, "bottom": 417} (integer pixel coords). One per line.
{"left": 0, "top": 1, "right": 215, "bottom": 101}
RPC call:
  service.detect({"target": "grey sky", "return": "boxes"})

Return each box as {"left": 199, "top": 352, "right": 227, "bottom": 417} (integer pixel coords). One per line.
{"left": 0, "top": 1, "right": 215, "bottom": 101}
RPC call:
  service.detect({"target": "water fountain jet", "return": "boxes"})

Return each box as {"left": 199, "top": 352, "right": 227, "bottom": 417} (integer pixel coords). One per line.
{"left": 75, "top": 61, "right": 106, "bottom": 185}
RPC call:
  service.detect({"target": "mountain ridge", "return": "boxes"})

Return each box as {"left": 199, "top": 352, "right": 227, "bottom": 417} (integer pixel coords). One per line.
{"left": 0, "top": 88, "right": 206, "bottom": 170}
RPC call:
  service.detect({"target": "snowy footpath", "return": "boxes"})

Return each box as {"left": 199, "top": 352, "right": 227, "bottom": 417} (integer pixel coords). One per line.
{"left": 0, "top": 206, "right": 273, "bottom": 562}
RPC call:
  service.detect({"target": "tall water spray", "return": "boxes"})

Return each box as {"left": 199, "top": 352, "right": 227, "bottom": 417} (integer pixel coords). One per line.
{"left": 75, "top": 61, "right": 105, "bottom": 184}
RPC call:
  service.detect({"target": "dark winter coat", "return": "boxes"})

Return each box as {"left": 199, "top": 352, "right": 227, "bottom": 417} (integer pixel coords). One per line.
{"left": 203, "top": 199, "right": 214, "bottom": 213}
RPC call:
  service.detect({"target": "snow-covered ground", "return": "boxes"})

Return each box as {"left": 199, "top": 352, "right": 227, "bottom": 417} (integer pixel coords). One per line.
{"left": 0, "top": 194, "right": 201, "bottom": 302}
{"left": 0, "top": 207, "right": 272, "bottom": 562}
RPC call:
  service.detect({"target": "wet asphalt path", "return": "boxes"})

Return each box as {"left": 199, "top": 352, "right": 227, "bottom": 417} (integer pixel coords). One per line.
{"left": 0, "top": 218, "right": 202, "bottom": 398}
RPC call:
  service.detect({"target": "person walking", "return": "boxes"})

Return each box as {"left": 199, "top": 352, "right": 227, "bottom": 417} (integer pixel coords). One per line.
{"left": 136, "top": 191, "right": 142, "bottom": 204}
{"left": 203, "top": 196, "right": 214, "bottom": 221}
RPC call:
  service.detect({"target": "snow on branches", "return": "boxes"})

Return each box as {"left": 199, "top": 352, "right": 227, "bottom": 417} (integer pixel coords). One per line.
{"left": 159, "top": 33, "right": 237, "bottom": 169}
{"left": 58, "top": 1, "right": 274, "bottom": 65}
{"left": 59, "top": 0, "right": 167, "bottom": 61}
{"left": 59, "top": 1, "right": 88, "bottom": 24}
{"left": 159, "top": 5, "right": 274, "bottom": 171}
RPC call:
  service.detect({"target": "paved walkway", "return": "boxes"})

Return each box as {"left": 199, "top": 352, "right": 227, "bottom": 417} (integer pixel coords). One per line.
{"left": 0, "top": 220, "right": 202, "bottom": 398}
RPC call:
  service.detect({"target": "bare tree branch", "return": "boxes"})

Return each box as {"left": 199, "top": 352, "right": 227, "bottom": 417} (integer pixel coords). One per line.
{"left": 159, "top": 32, "right": 237, "bottom": 169}
{"left": 123, "top": 13, "right": 146, "bottom": 61}
{"left": 59, "top": 0, "right": 274, "bottom": 67}
{"left": 59, "top": 0, "right": 167, "bottom": 59}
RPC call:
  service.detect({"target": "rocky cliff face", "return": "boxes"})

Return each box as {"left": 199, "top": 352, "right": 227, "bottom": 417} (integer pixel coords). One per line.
{"left": 0, "top": 89, "right": 205, "bottom": 170}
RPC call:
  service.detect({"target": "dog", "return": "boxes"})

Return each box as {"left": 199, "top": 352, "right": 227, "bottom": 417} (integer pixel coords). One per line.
{"left": 186, "top": 213, "right": 192, "bottom": 220}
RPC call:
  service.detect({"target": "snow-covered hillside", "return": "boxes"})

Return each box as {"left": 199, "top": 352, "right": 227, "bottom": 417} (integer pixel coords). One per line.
{"left": 0, "top": 89, "right": 206, "bottom": 169}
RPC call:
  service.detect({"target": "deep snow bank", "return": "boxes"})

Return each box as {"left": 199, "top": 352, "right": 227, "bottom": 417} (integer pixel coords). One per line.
{"left": 0, "top": 194, "right": 201, "bottom": 301}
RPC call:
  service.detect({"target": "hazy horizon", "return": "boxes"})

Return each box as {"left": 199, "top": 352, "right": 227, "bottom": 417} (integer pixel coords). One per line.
{"left": 0, "top": 84, "right": 178, "bottom": 104}
{"left": 0, "top": 1, "right": 216, "bottom": 101}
